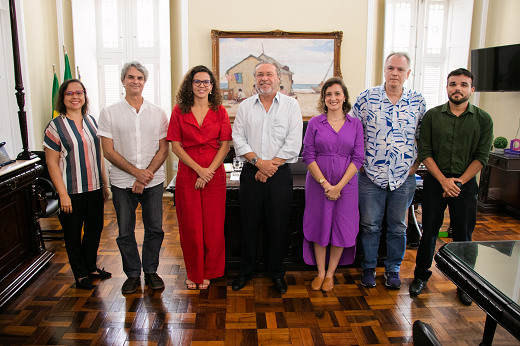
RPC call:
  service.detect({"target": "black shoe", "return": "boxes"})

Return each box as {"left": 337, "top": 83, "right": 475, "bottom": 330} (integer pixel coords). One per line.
{"left": 457, "top": 288, "right": 473, "bottom": 305}
{"left": 89, "top": 268, "right": 112, "bottom": 279}
{"left": 272, "top": 278, "right": 288, "bottom": 294}
{"left": 144, "top": 273, "right": 165, "bottom": 290}
{"left": 232, "top": 274, "right": 253, "bottom": 291}
{"left": 409, "top": 279, "right": 427, "bottom": 295}
{"left": 122, "top": 277, "right": 140, "bottom": 294}
{"left": 75, "top": 277, "right": 93, "bottom": 290}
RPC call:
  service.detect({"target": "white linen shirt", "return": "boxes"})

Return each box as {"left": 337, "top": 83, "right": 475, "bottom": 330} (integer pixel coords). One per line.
{"left": 352, "top": 84, "right": 425, "bottom": 191}
{"left": 97, "top": 98, "right": 169, "bottom": 189}
{"left": 232, "top": 92, "right": 303, "bottom": 163}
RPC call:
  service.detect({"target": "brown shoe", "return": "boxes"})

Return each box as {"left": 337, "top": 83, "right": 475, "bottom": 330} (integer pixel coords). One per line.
{"left": 321, "top": 278, "right": 334, "bottom": 292}
{"left": 311, "top": 276, "right": 324, "bottom": 291}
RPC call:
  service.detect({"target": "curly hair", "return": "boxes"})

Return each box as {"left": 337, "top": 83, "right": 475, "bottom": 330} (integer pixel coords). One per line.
{"left": 56, "top": 78, "right": 89, "bottom": 116}
{"left": 316, "top": 77, "right": 351, "bottom": 114}
{"left": 176, "top": 65, "right": 222, "bottom": 114}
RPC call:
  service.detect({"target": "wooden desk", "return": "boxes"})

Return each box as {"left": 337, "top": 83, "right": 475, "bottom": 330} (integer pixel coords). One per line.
{"left": 169, "top": 171, "right": 392, "bottom": 270}
{"left": 0, "top": 159, "right": 53, "bottom": 307}
{"left": 478, "top": 153, "right": 520, "bottom": 219}
{"left": 435, "top": 241, "right": 520, "bottom": 346}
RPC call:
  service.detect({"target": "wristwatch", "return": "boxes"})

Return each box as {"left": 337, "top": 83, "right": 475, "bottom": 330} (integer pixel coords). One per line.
{"left": 250, "top": 156, "right": 260, "bottom": 165}
{"left": 318, "top": 178, "right": 326, "bottom": 185}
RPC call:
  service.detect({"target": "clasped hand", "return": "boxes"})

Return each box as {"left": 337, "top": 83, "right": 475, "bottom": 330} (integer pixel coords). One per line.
{"left": 324, "top": 183, "right": 341, "bottom": 201}
{"left": 441, "top": 177, "right": 462, "bottom": 198}
{"left": 197, "top": 167, "right": 215, "bottom": 183}
{"left": 136, "top": 168, "right": 154, "bottom": 185}
{"left": 258, "top": 160, "right": 279, "bottom": 177}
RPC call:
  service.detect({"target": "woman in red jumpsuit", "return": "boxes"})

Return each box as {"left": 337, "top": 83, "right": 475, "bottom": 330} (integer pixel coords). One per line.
{"left": 167, "top": 65, "right": 232, "bottom": 290}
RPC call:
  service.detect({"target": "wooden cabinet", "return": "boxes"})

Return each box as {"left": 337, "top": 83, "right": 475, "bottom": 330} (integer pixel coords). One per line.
{"left": 0, "top": 159, "right": 53, "bottom": 307}
{"left": 478, "top": 153, "right": 520, "bottom": 219}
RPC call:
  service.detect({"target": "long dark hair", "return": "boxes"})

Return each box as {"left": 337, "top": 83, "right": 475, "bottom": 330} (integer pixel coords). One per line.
{"left": 56, "top": 78, "right": 89, "bottom": 116}
{"left": 176, "top": 65, "right": 222, "bottom": 114}
{"left": 316, "top": 77, "right": 351, "bottom": 114}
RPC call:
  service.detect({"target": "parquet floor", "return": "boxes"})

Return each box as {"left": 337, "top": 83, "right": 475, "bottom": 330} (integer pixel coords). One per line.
{"left": 1, "top": 199, "right": 520, "bottom": 345}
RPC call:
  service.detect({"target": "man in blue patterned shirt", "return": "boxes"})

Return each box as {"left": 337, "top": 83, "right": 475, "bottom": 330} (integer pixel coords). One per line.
{"left": 352, "top": 52, "right": 426, "bottom": 289}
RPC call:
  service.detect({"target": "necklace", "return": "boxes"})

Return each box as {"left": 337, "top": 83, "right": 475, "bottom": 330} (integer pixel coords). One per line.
{"left": 327, "top": 115, "right": 346, "bottom": 128}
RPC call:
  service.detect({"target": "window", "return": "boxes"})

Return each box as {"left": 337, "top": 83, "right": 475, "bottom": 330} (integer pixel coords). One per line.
{"left": 95, "top": 0, "right": 165, "bottom": 110}
{"left": 384, "top": 0, "right": 474, "bottom": 109}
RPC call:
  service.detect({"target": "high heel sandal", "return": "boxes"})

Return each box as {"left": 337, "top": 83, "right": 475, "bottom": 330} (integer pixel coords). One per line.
{"left": 186, "top": 279, "right": 198, "bottom": 290}
{"left": 199, "top": 279, "right": 210, "bottom": 290}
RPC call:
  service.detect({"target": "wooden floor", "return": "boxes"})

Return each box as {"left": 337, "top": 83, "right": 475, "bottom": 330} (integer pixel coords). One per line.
{"left": 1, "top": 199, "right": 520, "bottom": 346}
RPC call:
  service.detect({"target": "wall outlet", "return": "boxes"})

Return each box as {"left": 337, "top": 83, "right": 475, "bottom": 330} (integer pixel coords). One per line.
{"left": 172, "top": 161, "right": 178, "bottom": 171}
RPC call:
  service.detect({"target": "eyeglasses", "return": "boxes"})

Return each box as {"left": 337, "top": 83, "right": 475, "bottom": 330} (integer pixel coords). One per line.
{"left": 192, "top": 79, "right": 212, "bottom": 87}
{"left": 64, "top": 90, "right": 85, "bottom": 97}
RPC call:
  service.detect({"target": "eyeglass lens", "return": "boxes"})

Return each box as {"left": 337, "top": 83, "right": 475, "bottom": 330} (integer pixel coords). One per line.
{"left": 193, "top": 80, "right": 211, "bottom": 86}
{"left": 65, "top": 90, "right": 84, "bottom": 96}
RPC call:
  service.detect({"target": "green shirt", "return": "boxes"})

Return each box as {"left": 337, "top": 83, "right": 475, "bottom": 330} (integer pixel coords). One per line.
{"left": 418, "top": 102, "right": 493, "bottom": 175}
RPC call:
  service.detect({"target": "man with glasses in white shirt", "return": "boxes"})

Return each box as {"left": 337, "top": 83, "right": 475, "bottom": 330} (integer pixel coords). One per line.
{"left": 98, "top": 61, "right": 169, "bottom": 294}
{"left": 231, "top": 61, "right": 303, "bottom": 294}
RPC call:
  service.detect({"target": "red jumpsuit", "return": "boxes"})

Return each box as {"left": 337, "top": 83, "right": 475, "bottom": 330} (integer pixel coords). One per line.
{"left": 166, "top": 104, "right": 232, "bottom": 284}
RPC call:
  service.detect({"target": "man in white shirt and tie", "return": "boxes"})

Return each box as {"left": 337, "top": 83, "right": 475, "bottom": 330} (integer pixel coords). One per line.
{"left": 231, "top": 61, "right": 303, "bottom": 294}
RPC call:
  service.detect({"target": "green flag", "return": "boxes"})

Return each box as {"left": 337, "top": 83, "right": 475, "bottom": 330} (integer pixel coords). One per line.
{"left": 63, "top": 53, "right": 72, "bottom": 81}
{"left": 52, "top": 72, "right": 59, "bottom": 119}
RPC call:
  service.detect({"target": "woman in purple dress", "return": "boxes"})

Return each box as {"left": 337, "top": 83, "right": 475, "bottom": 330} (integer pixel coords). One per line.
{"left": 302, "top": 77, "right": 364, "bottom": 292}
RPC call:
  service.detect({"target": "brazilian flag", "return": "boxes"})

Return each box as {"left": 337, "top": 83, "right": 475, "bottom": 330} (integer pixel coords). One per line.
{"left": 52, "top": 72, "right": 59, "bottom": 119}
{"left": 63, "top": 52, "right": 72, "bottom": 81}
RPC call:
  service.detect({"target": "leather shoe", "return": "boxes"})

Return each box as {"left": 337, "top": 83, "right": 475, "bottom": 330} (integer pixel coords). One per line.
{"left": 144, "top": 273, "right": 165, "bottom": 290}
{"left": 75, "top": 277, "right": 93, "bottom": 290}
{"left": 409, "top": 279, "right": 427, "bottom": 295}
{"left": 232, "top": 275, "right": 253, "bottom": 291}
{"left": 311, "top": 276, "right": 324, "bottom": 291}
{"left": 89, "top": 268, "right": 112, "bottom": 279}
{"left": 321, "top": 278, "right": 334, "bottom": 292}
{"left": 122, "top": 277, "right": 140, "bottom": 294}
{"left": 272, "top": 278, "right": 287, "bottom": 294}
{"left": 457, "top": 288, "right": 473, "bottom": 305}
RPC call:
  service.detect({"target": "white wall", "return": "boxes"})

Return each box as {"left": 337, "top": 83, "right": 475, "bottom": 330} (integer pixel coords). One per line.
{"left": 182, "top": 0, "right": 369, "bottom": 98}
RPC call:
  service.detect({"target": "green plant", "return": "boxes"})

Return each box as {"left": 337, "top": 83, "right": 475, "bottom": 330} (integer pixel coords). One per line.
{"left": 493, "top": 136, "right": 508, "bottom": 149}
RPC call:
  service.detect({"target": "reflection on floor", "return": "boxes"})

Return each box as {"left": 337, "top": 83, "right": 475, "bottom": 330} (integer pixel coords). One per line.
{"left": 0, "top": 199, "right": 519, "bottom": 345}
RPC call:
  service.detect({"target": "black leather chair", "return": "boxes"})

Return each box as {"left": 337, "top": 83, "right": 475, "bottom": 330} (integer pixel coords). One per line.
{"left": 413, "top": 320, "right": 442, "bottom": 346}
{"left": 33, "top": 151, "right": 62, "bottom": 240}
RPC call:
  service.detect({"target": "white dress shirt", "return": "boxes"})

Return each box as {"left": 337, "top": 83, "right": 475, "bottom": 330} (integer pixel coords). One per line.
{"left": 97, "top": 98, "right": 169, "bottom": 189}
{"left": 232, "top": 92, "right": 303, "bottom": 163}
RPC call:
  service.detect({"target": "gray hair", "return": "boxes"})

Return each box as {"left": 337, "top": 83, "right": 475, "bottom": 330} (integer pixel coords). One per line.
{"left": 121, "top": 61, "right": 149, "bottom": 82}
{"left": 253, "top": 60, "right": 281, "bottom": 78}
{"left": 385, "top": 52, "right": 412, "bottom": 70}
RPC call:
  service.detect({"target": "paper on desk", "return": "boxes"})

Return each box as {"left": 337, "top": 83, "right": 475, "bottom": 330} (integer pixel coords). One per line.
{"left": 224, "top": 163, "right": 233, "bottom": 172}
{"left": 230, "top": 172, "right": 240, "bottom": 181}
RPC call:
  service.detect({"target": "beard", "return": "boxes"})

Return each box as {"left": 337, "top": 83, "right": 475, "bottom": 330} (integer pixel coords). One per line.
{"left": 257, "top": 82, "right": 278, "bottom": 95}
{"left": 448, "top": 92, "right": 471, "bottom": 105}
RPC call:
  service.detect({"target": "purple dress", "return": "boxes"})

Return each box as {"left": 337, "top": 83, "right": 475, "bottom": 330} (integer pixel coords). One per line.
{"left": 302, "top": 114, "right": 364, "bottom": 265}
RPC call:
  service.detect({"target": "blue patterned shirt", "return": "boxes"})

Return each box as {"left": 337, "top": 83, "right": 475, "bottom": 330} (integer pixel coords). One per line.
{"left": 352, "top": 84, "right": 425, "bottom": 190}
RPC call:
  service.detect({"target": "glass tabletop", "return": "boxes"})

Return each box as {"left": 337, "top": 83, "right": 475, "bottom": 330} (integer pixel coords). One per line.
{"left": 443, "top": 241, "right": 520, "bottom": 306}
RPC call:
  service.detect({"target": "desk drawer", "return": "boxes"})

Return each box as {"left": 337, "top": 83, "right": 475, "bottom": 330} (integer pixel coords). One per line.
{"left": 488, "top": 156, "right": 508, "bottom": 170}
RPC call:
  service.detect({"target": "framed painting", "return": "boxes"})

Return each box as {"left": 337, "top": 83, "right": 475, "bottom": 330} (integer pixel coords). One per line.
{"left": 211, "top": 29, "right": 343, "bottom": 119}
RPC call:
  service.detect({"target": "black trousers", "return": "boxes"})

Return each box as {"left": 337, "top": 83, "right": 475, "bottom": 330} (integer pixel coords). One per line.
{"left": 58, "top": 189, "right": 104, "bottom": 279}
{"left": 414, "top": 173, "right": 478, "bottom": 281}
{"left": 238, "top": 164, "right": 293, "bottom": 279}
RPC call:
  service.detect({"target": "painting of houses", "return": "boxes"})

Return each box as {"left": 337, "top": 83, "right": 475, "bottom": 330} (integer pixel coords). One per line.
{"left": 225, "top": 53, "right": 294, "bottom": 99}
{"left": 217, "top": 36, "right": 337, "bottom": 118}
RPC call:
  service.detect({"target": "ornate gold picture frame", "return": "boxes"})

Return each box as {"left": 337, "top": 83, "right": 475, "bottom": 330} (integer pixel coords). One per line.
{"left": 211, "top": 29, "right": 343, "bottom": 119}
